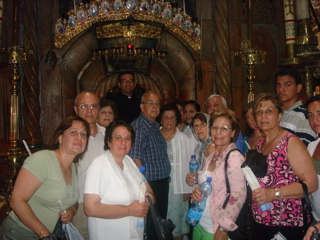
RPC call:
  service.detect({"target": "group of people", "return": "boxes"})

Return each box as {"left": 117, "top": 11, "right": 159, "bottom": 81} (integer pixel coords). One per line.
{"left": 1, "top": 67, "right": 320, "bottom": 240}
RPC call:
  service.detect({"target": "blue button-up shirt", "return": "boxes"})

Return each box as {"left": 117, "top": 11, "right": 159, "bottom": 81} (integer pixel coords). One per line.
{"left": 129, "top": 113, "right": 171, "bottom": 181}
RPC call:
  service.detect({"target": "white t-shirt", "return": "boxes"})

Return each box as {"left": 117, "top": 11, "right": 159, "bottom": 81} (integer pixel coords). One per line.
{"left": 84, "top": 150, "right": 144, "bottom": 240}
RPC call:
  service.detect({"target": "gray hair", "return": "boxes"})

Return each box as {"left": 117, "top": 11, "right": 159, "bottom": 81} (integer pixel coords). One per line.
{"left": 141, "top": 91, "right": 159, "bottom": 103}
{"left": 206, "top": 94, "right": 227, "bottom": 107}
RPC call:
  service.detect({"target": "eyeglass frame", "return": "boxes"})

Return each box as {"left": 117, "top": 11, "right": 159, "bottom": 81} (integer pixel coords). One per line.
{"left": 141, "top": 101, "right": 161, "bottom": 107}
{"left": 211, "top": 125, "right": 232, "bottom": 134}
{"left": 119, "top": 78, "right": 135, "bottom": 83}
{"left": 192, "top": 122, "right": 207, "bottom": 130}
{"left": 77, "top": 103, "right": 100, "bottom": 111}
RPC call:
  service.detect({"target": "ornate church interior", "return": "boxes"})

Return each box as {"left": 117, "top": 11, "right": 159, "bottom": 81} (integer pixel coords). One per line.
{"left": 1, "top": 0, "right": 320, "bottom": 224}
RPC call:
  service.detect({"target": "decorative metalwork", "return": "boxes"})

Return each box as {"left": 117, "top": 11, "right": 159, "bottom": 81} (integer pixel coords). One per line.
{"left": 54, "top": 0, "right": 201, "bottom": 50}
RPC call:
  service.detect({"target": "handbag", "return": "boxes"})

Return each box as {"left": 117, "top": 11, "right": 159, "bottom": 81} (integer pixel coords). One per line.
{"left": 222, "top": 149, "right": 252, "bottom": 240}
{"left": 145, "top": 195, "right": 176, "bottom": 240}
{"left": 300, "top": 181, "right": 315, "bottom": 234}
{"left": 40, "top": 218, "right": 69, "bottom": 240}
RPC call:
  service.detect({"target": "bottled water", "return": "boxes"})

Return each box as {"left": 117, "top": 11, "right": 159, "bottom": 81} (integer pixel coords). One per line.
{"left": 186, "top": 177, "right": 212, "bottom": 226}
{"left": 137, "top": 166, "right": 146, "bottom": 228}
{"left": 189, "top": 155, "right": 199, "bottom": 184}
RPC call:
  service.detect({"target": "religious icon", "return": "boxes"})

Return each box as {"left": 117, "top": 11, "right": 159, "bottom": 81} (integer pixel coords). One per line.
{"left": 126, "top": 0, "right": 137, "bottom": 11}
{"left": 152, "top": 3, "right": 161, "bottom": 15}
{"left": 113, "top": 0, "right": 123, "bottom": 12}
{"left": 182, "top": 19, "right": 192, "bottom": 31}
{"left": 56, "top": 23, "right": 66, "bottom": 34}
{"left": 101, "top": 1, "right": 111, "bottom": 14}
{"left": 140, "top": 1, "right": 149, "bottom": 12}
{"left": 161, "top": 8, "right": 172, "bottom": 19}
{"left": 89, "top": 4, "right": 99, "bottom": 17}
{"left": 173, "top": 13, "right": 183, "bottom": 25}
{"left": 76, "top": 10, "right": 87, "bottom": 22}
{"left": 68, "top": 15, "right": 77, "bottom": 28}
{"left": 194, "top": 27, "right": 201, "bottom": 37}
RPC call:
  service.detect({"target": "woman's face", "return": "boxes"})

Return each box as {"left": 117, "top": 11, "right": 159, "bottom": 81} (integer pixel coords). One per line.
{"left": 210, "top": 117, "right": 235, "bottom": 148}
{"left": 98, "top": 106, "right": 114, "bottom": 127}
{"left": 254, "top": 100, "right": 281, "bottom": 131}
{"left": 308, "top": 101, "right": 320, "bottom": 134}
{"left": 183, "top": 104, "right": 196, "bottom": 124}
{"left": 161, "top": 110, "right": 177, "bottom": 130}
{"left": 108, "top": 126, "right": 132, "bottom": 159}
{"left": 246, "top": 108, "right": 258, "bottom": 130}
{"left": 59, "top": 120, "right": 88, "bottom": 156}
{"left": 193, "top": 118, "right": 208, "bottom": 141}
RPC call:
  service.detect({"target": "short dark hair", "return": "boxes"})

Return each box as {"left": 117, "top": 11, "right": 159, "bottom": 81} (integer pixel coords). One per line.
{"left": 104, "top": 120, "right": 135, "bottom": 150}
{"left": 274, "top": 67, "right": 303, "bottom": 86}
{"left": 118, "top": 71, "right": 135, "bottom": 82}
{"left": 100, "top": 98, "right": 118, "bottom": 119}
{"left": 243, "top": 101, "right": 255, "bottom": 137}
{"left": 185, "top": 100, "right": 201, "bottom": 112}
{"left": 47, "top": 116, "right": 90, "bottom": 163}
{"left": 306, "top": 94, "right": 320, "bottom": 110}
{"left": 158, "top": 103, "right": 182, "bottom": 126}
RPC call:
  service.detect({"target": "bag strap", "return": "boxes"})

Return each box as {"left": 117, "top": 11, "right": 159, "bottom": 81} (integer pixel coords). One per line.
{"left": 299, "top": 180, "right": 313, "bottom": 227}
{"left": 146, "top": 195, "right": 164, "bottom": 240}
{"left": 222, "top": 149, "right": 241, "bottom": 209}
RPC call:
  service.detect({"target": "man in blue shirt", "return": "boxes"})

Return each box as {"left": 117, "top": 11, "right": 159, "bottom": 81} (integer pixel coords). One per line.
{"left": 129, "top": 91, "right": 171, "bottom": 240}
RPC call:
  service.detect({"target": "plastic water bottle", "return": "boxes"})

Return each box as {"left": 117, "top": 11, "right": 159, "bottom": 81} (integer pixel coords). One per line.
{"left": 186, "top": 177, "right": 212, "bottom": 226}
{"left": 137, "top": 166, "right": 146, "bottom": 228}
{"left": 189, "top": 155, "right": 199, "bottom": 185}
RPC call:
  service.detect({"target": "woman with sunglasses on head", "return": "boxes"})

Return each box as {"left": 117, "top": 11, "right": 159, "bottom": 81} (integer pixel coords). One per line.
{"left": 190, "top": 108, "right": 246, "bottom": 240}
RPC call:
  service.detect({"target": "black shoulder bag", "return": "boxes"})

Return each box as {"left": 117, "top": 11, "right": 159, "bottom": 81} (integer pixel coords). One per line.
{"left": 39, "top": 218, "right": 69, "bottom": 240}
{"left": 145, "top": 195, "right": 176, "bottom": 240}
{"left": 222, "top": 149, "right": 252, "bottom": 240}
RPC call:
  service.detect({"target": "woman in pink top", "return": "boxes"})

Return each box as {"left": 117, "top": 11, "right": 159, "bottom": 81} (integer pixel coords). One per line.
{"left": 189, "top": 108, "right": 246, "bottom": 240}
{"left": 250, "top": 93, "right": 317, "bottom": 240}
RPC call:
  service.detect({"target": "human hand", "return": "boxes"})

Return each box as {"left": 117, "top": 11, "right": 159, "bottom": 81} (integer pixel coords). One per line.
{"left": 186, "top": 172, "right": 197, "bottom": 187}
{"left": 252, "top": 188, "right": 274, "bottom": 206}
{"left": 129, "top": 200, "right": 149, "bottom": 217}
{"left": 146, "top": 191, "right": 156, "bottom": 204}
{"left": 183, "top": 193, "right": 191, "bottom": 202}
{"left": 214, "top": 227, "right": 228, "bottom": 240}
{"left": 60, "top": 206, "right": 76, "bottom": 223}
{"left": 205, "top": 143, "right": 215, "bottom": 157}
{"left": 190, "top": 187, "right": 202, "bottom": 203}
{"left": 303, "top": 223, "right": 320, "bottom": 240}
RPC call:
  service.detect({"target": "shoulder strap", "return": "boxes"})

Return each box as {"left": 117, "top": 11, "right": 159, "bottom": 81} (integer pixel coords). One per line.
{"left": 222, "top": 149, "right": 241, "bottom": 209}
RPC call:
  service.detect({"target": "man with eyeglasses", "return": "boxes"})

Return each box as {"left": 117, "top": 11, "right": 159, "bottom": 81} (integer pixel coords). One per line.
{"left": 106, "top": 71, "right": 142, "bottom": 123}
{"left": 129, "top": 91, "right": 171, "bottom": 240}
{"left": 72, "top": 90, "right": 105, "bottom": 240}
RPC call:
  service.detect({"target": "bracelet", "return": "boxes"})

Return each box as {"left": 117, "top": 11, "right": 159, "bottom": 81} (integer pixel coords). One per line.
{"left": 39, "top": 229, "right": 48, "bottom": 238}
{"left": 312, "top": 225, "right": 319, "bottom": 232}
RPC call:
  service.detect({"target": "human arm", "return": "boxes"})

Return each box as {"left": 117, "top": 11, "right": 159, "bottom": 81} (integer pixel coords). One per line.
{"left": 145, "top": 182, "right": 156, "bottom": 204}
{"left": 252, "top": 137, "right": 318, "bottom": 204}
{"left": 10, "top": 168, "right": 51, "bottom": 238}
{"left": 60, "top": 202, "right": 78, "bottom": 223}
{"left": 186, "top": 172, "right": 197, "bottom": 187}
{"left": 214, "top": 228, "right": 228, "bottom": 240}
{"left": 84, "top": 194, "right": 149, "bottom": 218}
{"left": 304, "top": 222, "right": 320, "bottom": 240}
{"left": 132, "top": 158, "right": 143, "bottom": 168}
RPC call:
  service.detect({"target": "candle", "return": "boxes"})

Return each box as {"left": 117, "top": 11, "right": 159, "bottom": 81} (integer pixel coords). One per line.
{"left": 283, "top": 0, "right": 296, "bottom": 45}
{"left": 127, "top": 44, "right": 134, "bottom": 49}
{"left": 295, "top": 0, "right": 309, "bottom": 20}
{"left": 183, "top": 0, "right": 185, "bottom": 14}
{"left": 74, "top": 0, "right": 76, "bottom": 14}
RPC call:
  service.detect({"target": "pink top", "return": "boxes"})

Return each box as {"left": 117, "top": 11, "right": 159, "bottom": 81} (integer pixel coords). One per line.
{"left": 253, "top": 132, "right": 304, "bottom": 226}
{"left": 199, "top": 143, "right": 246, "bottom": 232}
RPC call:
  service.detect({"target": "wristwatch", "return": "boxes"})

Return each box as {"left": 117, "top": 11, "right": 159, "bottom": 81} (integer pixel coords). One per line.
{"left": 219, "top": 226, "right": 227, "bottom": 232}
{"left": 275, "top": 188, "right": 280, "bottom": 198}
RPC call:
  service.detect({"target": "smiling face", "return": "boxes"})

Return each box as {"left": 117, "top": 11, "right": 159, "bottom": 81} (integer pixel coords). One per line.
{"left": 59, "top": 120, "right": 88, "bottom": 156}
{"left": 183, "top": 103, "right": 197, "bottom": 124}
{"left": 193, "top": 118, "right": 208, "bottom": 141}
{"left": 161, "top": 110, "right": 177, "bottom": 131}
{"left": 118, "top": 73, "right": 136, "bottom": 97}
{"left": 206, "top": 96, "right": 224, "bottom": 114}
{"left": 308, "top": 101, "right": 320, "bottom": 134}
{"left": 97, "top": 106, "right": 115, "bottom": 127}
{"left": 108, "top": 126, "right": 132, "bottom": 160}
{"left": 140, "top": 93, "right": 161, "bottom": 122}
{"left": 254, "top": 100, "right": 282, "bottom": 132}
{"left": 210, "top": 116, "right": 235, "bottom": 148}
{"left": 74, "top": 92, "right": 100, "bottom": 125}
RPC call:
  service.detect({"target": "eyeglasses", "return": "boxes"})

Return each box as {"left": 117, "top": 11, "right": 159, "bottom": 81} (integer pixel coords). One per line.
{"left": 193, "top": 122, "right": 207, "bottom": 130}
{"left": 113, "top": 136, "right": 132, "bottom": 142}
{"left": 77, "top": 104, "right": 100, "bottom": 111}
{"left": 255, "top": 109, "right": 274, "bottom": 117}
{"left": 120, "top": 79, "right": 135, "bottom": 83}
{"left": 142, "top": 101, "right": 161, "bottom": 107}
{"left": 211, "top": 125, "right": 232, "bottom": 133}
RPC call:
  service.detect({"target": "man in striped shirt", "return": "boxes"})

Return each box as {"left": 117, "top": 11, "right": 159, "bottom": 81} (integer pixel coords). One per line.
{"left": 275, "top": 67, "right": 316, "bottom": 146}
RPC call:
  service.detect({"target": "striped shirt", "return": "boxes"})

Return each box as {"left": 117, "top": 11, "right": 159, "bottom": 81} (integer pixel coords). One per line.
{"left": 129, "top": 113, "right": 171, "bottom": 181}
{"left": 280, "top": 101, "right": 316, "bottom": 146}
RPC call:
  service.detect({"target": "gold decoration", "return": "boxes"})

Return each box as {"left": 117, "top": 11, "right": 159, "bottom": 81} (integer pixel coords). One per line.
{"left": 54, "top": 0, "right": 201, "bottom": 50}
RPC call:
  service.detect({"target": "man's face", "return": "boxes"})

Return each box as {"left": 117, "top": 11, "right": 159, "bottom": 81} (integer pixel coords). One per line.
{"left": 118, "top": 73, "right": 136, "bottom": 97}
{"left": 140, "top": 93, "right": 161, "bottom": 122}
{"left": 74, "top": 92, "right": 100, "bottom": 125}
{"left": 275, "top": 75, "right": 302, "bottom": 104}
{"left": 206, "top": 96, "right": 224, "bottom": 114}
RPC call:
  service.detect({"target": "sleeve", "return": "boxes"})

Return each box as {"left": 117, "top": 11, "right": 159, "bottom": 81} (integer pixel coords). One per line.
{"left": 295, "top": 118, "right": 316, "bottom": 146}
{"left": 23, "top": 150, "right": 50, "bottom": 182}
{"left": 128, "top": 126, "right": 146, "bottom": 160}
{"left": 84, "top": 157, "right": 107, "bottom": 197}
{"left": 219, "top": 151, "right": 247, "bottom": 231}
